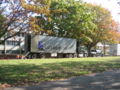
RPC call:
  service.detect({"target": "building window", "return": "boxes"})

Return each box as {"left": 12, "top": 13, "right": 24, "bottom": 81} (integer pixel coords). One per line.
{"left": 7, "top": 41, "right": 20, "bottom": 46}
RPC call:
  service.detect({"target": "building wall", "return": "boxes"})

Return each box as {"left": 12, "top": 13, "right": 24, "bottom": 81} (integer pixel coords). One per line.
{"left": 109, "top": 44, "right": 120, "bottom": 56}
{"left": 0, "top": 34, "right": 25, "bottom": 54}
{"left": 117, "top": 44, "right": 120, "bottom": 56}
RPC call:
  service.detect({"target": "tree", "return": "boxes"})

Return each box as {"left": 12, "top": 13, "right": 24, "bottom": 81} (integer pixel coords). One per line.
{"left": 0, "top": 0, "right": 29, "bottom": 44}
{"left": 103, "top": 20, "right": 120, "bottom": 43}
{"left": 35, "top": 1, "right": 120, "bottom": 57}
{"left": 36, "top": 0, "right": 97, "bottom": 56}
{"left": 37, "top": 0, "right": 96, "bottom": 39}
{"left": 20, "top": 0, "right": 52, "bottom": 33}
{"left": 82, "top": 4, "right": 120, "bottom": 56}
{"left": 0, "top": 0, "right": 53, "bottom": 45}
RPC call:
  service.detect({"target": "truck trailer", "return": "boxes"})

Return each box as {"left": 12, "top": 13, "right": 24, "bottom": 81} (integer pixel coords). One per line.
{"left": 24, "top": 34, "right": 77, "bottom": 58}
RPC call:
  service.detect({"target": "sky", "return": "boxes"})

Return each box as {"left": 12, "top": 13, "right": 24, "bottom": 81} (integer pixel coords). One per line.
{"left": 84, "top": 0, "right": 120, "bottom": 23}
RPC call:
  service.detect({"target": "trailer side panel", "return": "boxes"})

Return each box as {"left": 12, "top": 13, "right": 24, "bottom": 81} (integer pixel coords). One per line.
{"left": 31, "top": 35, "right": 76, "bottom": 53}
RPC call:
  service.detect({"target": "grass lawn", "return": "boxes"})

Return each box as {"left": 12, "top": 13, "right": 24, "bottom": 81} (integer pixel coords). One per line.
{"left": 0, "top": 57, "right": 120, "bottom": 86}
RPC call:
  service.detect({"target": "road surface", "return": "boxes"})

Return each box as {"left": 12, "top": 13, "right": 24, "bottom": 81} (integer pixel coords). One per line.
{"left": 4, "top": 69, "right": 120, "bottom": 90}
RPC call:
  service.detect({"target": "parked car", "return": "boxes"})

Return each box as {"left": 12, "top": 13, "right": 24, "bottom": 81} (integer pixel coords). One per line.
{"left": 91, "top": 50, "right": 103, "bottom": 57}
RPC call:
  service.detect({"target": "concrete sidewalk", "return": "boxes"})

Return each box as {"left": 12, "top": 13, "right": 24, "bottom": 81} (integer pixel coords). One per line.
{"left": 4, "top": 70, "right": 120, "bottom": 90}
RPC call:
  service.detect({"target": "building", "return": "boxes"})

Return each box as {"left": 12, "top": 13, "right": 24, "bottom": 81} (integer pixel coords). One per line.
{"left": 109, "top": 44, "right": 120, "bottom": 56}
{"left": 0, "top": 33, "right": 25, "bottom": 55}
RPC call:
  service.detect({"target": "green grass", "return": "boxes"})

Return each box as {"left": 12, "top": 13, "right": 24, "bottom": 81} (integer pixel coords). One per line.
{"left": 0, "top": 56, "right": 120, "bottom": 86}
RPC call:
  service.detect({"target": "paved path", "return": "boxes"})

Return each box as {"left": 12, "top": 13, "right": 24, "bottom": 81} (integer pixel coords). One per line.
{"left": 4, "top": 70, "right": 120, "bottom": 90}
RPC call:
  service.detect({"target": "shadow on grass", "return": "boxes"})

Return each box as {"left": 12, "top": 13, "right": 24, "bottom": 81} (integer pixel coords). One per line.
{"left": 22, "top": 70, "right": 120, "bottom": 90}
{"left": 0, "top": 59, "right": 120, "bottom": 86}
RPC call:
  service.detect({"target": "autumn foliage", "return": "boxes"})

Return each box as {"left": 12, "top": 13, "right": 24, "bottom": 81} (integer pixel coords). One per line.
{"left": 0, "top": 0, "right": 120, "bottom": 47}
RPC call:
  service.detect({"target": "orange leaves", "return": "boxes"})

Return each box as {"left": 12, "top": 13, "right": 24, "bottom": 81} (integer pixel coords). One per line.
{"left": 28, "top": 17, "right": 52, "bottom": 34}
{"left": 19, "top": 0, "right": 53, "bottom": 34}
{"left": 106, "top": 30, "right": 120, "bottom": 43}
{"left": 105, "top": 20, "right": 120, "bottom": 43}
{"left": 20, "top": 0, "right": 51, "bottom": 15}
{"left": 97, "top": 21, "right": 120, "bottom": 44}
{"left": 29, "top": 17, "right": 41, "bottom": 33}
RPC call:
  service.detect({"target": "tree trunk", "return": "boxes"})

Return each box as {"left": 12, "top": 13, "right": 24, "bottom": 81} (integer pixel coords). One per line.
{"left": 87, "top": 47, "right": 92, "bottom": 57}
{"left": 103, "top": 42, "right": 106, "bottom": 56}
{"left": 76, "top": 40, "right": 80, "bottom": 57}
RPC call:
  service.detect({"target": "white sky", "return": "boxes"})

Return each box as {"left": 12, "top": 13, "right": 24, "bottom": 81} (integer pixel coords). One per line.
{"left": 83, "top": 0, "right": 120, "bottom": 23}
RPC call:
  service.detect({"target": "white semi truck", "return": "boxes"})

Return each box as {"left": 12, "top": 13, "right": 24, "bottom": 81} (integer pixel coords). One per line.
{"left": 24, "top": 34, "right": 77, "bottom": 58}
